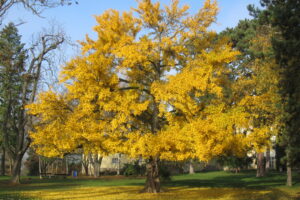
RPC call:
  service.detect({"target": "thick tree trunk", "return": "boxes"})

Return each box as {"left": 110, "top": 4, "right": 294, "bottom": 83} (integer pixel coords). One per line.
{"left": 93, "top": 156, "right": 102, "bottom": 178}
{"left": 10, "top": 153, "right": 23, "bottom": 184}
{"left": 84, "top": 165, "right": 89, "bottom": 176}
{"left": 81, "top": 154, "right": 89, "bottom": 176}
{"left": 93, "top": 162, "right": 98, "bottom": 177}
{"left": 286, "top": 158, "right": 292, "bottom": 186}
{"left": 189, "top": 160, "right": 195, "bottom": 174}
{"left": 256, "top": 152, "right": 265, "bottom": 177}
{"left": 1, "top": 146, "right": 5, "bottom": 176}
{"left": 142, "top": 157, "right": 160, "bottom": 193}
{"left": 82, "top": 164, "right": 89, "bottom": 176}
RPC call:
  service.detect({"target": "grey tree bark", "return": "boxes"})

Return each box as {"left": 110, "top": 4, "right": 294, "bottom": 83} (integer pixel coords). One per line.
{"left": 286, "top": 150, "right": 292, "bottom": 186}
{"left": 189, "top": 160, "right": 195, "bottom": 174}
{"left": 142, "top": 157, "right": 161, "bottom": 193}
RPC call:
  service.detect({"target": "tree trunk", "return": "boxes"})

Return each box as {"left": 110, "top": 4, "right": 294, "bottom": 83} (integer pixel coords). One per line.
{"left": 9, "top": 158, "right": 12, "bottom": 175}
{"left": 1, "top": 146, "right": 5, "bottom": 176}
{"left": 142, "top": 157, "right": 160, "bottom": 193}
{"left": 84, "top": 164, "right": 89, "bottom": 176}
{"left": 65, "top": 158, "right": 69, "bottom": 175}
{"left": 55, "top": 160, "right": 58, "bottom": 174}
{"left": 39, "top": 156, "right": 42, "bottom": 179}
{"left": 93, "top": 156, "right": 102, "bottom": 178}
{"left": 117, "top": 154, "right": 121, "bottom": 175}
{"left": 98, "top": 156, "right": 103, "bottom": 176}
{"left": 93, "top": 163, "right": 98, "bottom": 177}
{"left": 81, "top": 154, "right": 89, "bottom": 176}
{"left": 10, "top": 153, "right": 23, "bottom": 184}
{"left": 265, "top": 148, "right": 270, "bottom": 173}
{"left": 189, "top": 160, "right": 195, "bottom": 174}
{"left": 286, "top": 156, "right": 292, "bottom": 186}
{"left": 256, "top": 152, "right": 265, "bottom": 177}
{"left": 81, "top": 158, "right": 89, "bottom": 176}
{"left": 51, "top": 162, "right": 54, "bottom": 174}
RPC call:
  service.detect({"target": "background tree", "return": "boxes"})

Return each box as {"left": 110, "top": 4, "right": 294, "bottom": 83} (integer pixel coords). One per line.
{"left": 0, "top": 23, "right": 65, "bottom": 184}
{"left": 221, "top": 10, "right": 281, "bottom": 177}
{"left": 260, "top": 0, "right": 300, "bottom": 186}
{"left": 24, "top": 148, "right": 40, "bottom": 176}
{"left": 28, "top": 0, "right": 258, "bottom": 193}
{"left": 0, "top": 23, "right": 26, "bottom": 178}
{"left": 0, "top": 0, "right": 75, "bottom": 184}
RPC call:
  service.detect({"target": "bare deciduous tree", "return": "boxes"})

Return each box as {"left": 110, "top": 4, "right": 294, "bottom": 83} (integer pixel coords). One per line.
{"left": 0, "top": 0, "right": 78, "bottom": 22}
{"left": 2, "top": 25, "right": 66, "bottom": 184}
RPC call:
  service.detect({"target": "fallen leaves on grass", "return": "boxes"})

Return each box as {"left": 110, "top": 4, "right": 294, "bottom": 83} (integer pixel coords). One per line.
{"left": 15, "top": 186, "right": 293, "bottom": 200}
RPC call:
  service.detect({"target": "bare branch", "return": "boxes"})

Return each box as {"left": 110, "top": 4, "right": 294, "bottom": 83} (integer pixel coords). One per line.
{"left": 0, "top": 0, "right": 78, "bottom": 23}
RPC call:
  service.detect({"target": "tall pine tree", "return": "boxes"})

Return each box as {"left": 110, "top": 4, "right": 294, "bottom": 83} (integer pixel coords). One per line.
{"left": 0, "top": 23, "right": 26, "bottom": 177}
{"left": 261, "top": 0, "right": 300, "bottom": 186}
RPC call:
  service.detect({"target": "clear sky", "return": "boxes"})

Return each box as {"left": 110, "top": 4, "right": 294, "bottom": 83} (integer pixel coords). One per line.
{"left": 3, "top": 0, "right": 260, "bottom": 58}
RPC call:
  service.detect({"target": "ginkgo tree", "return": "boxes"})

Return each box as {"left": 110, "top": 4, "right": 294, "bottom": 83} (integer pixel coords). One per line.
{"left": 28, "top": 0, "right": 259, "bottom": 193}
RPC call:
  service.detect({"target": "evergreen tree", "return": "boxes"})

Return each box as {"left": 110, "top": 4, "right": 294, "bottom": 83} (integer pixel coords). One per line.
{"left": 221, "top": 8, "right": 281, "bottom": 177}
{"left": 0, "top": 23, "right": 26, "bottom": 177}
{"left": 261, "top": 0, "right": 300, "bottom": 186}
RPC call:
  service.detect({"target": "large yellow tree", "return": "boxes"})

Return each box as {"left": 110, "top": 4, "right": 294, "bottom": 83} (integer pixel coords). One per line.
{"left": 28, "top": 0, "right": 253, "bottom": 193}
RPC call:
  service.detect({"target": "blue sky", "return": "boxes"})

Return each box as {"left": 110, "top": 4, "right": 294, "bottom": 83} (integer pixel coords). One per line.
{"left": 3, "top": 0, "right": 260, "bottom": 58}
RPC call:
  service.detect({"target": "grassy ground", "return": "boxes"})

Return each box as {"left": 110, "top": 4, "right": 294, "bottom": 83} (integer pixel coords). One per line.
{"left": 0, "top": 170, "right": 299, "bottom": 200}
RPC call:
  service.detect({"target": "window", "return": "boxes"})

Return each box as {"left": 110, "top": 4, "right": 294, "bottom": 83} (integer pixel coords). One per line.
{"left": 112, "top": 158, "right": 118, "bottom": 164}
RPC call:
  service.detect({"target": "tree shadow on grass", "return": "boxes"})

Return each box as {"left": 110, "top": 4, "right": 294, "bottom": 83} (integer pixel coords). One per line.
{"left": 160, "top": 171, "right": 299, "bottom": 200}
{"left": 0, "top": 193, "right": 36, "bottom": 200}
{"left": 0, "top": 179, "right": 80, "bottom": 193}
{"left": 165, "top": 187, "right": 293, "bottom": 200}
{"left": 165, "top": 171, "right": 293, "bottom": 189}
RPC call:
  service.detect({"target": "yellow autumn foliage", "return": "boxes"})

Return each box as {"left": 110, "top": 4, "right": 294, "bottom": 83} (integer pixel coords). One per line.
{"left": 27, "top": 0, "right": 267, "bottom": 163}
{"left": 13, "top": 186, "right": 293, "bottom": 200}
{"left": 235, "top": 26, "right": 281, "bottom": 153}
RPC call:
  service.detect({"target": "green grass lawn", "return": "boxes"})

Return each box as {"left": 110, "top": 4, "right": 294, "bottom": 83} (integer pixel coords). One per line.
{"left": 0, "top": 170, "right": 299, "bottom": 200}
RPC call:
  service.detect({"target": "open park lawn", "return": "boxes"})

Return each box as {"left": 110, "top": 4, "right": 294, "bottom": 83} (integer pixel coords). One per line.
{"left": 0, "top": 171, "right": 299, "bottom": 200}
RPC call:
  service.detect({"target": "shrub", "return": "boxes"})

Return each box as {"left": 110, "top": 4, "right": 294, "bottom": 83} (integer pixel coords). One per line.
{"left": 123, "top": 161, "right": 145, "bottom": 176}
{"left": 159, "top": 162, "right": 172, "bottom": 182}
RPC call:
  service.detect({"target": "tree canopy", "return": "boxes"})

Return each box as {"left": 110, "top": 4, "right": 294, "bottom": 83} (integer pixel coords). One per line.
{"left": 27, "top": 0, "right": 273, "bottom": 192}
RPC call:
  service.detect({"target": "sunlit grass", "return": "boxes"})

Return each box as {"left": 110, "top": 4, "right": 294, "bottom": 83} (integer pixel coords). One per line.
{"left": 11, "top": 186, "right": 295, "bottom": 200}
{"left": 0, "top": 171, "right": 299, "bottom": 200}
